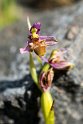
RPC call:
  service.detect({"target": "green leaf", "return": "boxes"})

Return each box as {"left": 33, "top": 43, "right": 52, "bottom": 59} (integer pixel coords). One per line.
{"left": 46, "top": 107, "right": 55, "bottom": 124}
{"left": 29, "top": 52, "right": 38, "bottom": 85}
{"left": 41, "top": 63, "right": 50, "bottom": 73}
{"left": 41, "top": 91, "right": 55, "bottom": 124}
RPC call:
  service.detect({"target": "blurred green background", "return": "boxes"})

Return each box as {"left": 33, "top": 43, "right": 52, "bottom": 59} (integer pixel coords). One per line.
{"left": 0, "top": 0, "right": 18, "bottom": 28}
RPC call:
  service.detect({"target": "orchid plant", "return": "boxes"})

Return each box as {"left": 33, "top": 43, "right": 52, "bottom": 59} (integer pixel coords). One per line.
{"left": 20, "top": 17, "right": 74, "bottom": 124}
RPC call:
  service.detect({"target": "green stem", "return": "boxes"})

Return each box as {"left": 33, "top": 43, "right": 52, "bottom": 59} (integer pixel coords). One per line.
{"left": 36, "top": 55, "right": 42, "bottom": 67}
{"left": 41, "top": 63, "right": 50, "bottom": 73}
{"left": 29, "top": 52, "right": 38, "bottom": 86}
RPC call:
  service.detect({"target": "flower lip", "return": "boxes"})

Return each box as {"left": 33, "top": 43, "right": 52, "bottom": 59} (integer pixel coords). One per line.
{"left": 34, "top": 43, "right": 46, "bottom": 56}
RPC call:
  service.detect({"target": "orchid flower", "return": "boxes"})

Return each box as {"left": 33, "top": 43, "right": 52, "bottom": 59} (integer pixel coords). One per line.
{"left": 20, "top": 20, "right": 57, "bottom": 57}
{"left": 42, "top": 49, "right": 74, "bottom": 70}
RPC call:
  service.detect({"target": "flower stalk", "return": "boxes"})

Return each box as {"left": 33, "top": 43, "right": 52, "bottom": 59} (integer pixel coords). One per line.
{"left": 29, "top": 52, "right": 38, "bottom": 85}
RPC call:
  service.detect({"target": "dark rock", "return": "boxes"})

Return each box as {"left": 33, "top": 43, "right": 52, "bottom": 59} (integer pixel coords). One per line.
{"left": 17, "top": 0, "right": 81, "bottom": 9}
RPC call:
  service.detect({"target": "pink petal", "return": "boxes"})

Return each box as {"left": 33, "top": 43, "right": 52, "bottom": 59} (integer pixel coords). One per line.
{"left": 39, "top": 36, "right": 57, "bottom": 41}
{"left": 20, "top": 46, "right": 29, "bottom": 54}
{"left": 45, "top": 41, "right": 57, "bottom": 46}
{"left": 39, "top": 36, "right": 58, "bottom": 45}
{"left": 50, "top": 61, "right": 72, "bottom": 70}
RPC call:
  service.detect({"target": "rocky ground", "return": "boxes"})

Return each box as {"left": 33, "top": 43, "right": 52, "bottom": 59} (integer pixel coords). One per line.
{"left": 0, "top": 1, "right": 83, "bottom": 124}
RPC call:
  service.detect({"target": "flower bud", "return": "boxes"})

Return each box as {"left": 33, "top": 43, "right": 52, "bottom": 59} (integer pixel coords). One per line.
{"left": 39, "top": 68, "right": 54, "bottom": 91}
